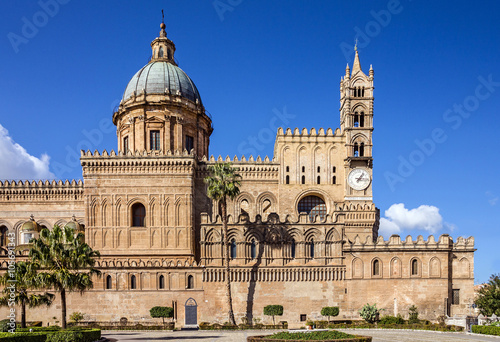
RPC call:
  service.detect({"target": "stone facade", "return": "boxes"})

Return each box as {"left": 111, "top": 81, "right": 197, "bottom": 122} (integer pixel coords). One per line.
{"left": 0, "top": 23, "right": 474, "bottom": 328}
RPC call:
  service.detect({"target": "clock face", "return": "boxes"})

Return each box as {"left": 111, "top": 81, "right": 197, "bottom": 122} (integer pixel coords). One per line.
{"left": 348, "top": 168, "right": 371, "bottom": 191}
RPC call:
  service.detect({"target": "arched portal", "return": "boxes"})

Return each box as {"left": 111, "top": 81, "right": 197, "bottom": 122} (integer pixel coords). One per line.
{"left": 185, "top": 298, "right": 198, "bottom": 326}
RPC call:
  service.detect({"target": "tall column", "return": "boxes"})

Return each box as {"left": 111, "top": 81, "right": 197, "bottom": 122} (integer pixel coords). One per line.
{"left": 164, "top": 115, "right": 171, "bottom": 152}
{"left": 130, "top": 117, "right": 136, "bottom": 152}
{"left": 174, "top": 117, "right": 183, "bottom": 152}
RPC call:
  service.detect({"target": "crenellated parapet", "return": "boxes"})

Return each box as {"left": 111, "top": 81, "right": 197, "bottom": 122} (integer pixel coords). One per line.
{"left": 196, "top": 155, "right": 279, "bottom": 181}
{"left": 344, "top": 234, "right": 475, "bottom": 252}
{"left": 276, "top": 127, "right": 341, "bottom": 137}
{"left": 0, "top": 179, "right": 84, "bottom": 201}
{"left": 80, "top": 149, "right": 196, "bottom": 175}
{"left": 94, "top": 257, "right": 200, "bottom": 269}
{"left": 200, "top": 212, "right": 345, "bottom": 226}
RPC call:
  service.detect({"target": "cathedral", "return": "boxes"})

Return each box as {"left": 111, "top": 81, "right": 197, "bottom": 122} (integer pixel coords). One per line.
{"left": 0, "top": 22, "right": 475, "bottom": 328}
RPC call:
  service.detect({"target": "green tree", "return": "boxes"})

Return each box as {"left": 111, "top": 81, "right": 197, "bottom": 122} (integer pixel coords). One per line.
{"left": 69, "top": 312, "right": 85, "bottom": 323}
{"left": 150, "top": 306, "right": 174, "bottom": 325}
{"left": 475, "top": 274, "right": 500, "bottom": 316}
{"left": 29, "top": 225, "right": 101, "bottom": 329}
{"left": 359, "top": 303, "right": 379, "bottom": 323}
{"left": 204, "top": 162, "right": 241, "bottom": 325}
{"left": 0, "top": 261, "right": 54, "bottom": 328}
{"left": 408, "top": 305, "right": 419, "bottom": 324}
{"left": 321, "top": 307, "right": 339, "bottom": 321}
{"left": 263, "top": 305, "right": 283, "bottom": 325}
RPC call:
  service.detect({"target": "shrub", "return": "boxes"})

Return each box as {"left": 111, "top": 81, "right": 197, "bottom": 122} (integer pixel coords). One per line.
{"left": 359, "top": 303, "right": 379, "bottom": 323}
{"left": 263, "top": 305, "right": 283, "bottom": 325}
{"left": 69, "top": 312, "right": 85, "bottom": 323}
{"left": 0, "top": 319, "right": 11, "bottom": 333}
{"left": 408, "top": 305, "right": 419, "bottom": 324}
{"left": 262, "top": 330, "right": 366, "bottom": 340}
{"left": 321, "top": 307, "right": 340, "bottom": 321}
{"left": 472, "top": 325, "right": 500, "bottom": 336}
{"left": 379, "top": 314, "right": 405, "bottom": 325}
{"left": 149, "top": 306, "right": 174, "bottom": 325}
{"left": 0, "top": 332, "right": 48, "bottom": 341}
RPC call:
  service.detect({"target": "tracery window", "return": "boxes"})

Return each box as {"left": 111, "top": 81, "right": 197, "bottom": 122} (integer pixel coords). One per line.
{"left": 298, "top": 195, "right": 326, "bottom": 222}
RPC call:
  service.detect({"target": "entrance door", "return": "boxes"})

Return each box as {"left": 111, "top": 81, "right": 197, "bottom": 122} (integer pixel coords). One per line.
{"left": 185, "top": 298, "right": 197, "bottom": 325}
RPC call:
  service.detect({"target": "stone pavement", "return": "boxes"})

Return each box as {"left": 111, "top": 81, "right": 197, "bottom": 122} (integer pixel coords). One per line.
{"left": 102, "top": 329, "right": 500, "bottom": 342}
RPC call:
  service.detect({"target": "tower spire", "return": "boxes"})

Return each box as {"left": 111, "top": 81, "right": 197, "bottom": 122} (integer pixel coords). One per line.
{"left": 352, "top": 48, "right": 362, "bottom": 73}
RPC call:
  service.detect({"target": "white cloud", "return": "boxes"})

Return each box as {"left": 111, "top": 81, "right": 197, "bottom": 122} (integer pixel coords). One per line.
{"left": 379, "top": 203, "right": 451, "bottom": 236}
{"left": 0, "top": 124, "right": 54, "bottom": 180}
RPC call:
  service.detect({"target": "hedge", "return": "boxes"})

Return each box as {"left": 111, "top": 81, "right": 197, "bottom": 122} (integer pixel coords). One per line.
{"left": 0, "top": 329, "right": 100, "bottom": 342}
{"left": 248, "top": 331, "right": 372, "bottom": 342}
{"left": 472, "top": 325, "right": 500, "bottom": 336}
{"left": 0, "top": 332, "right": 47, "bottom": 341}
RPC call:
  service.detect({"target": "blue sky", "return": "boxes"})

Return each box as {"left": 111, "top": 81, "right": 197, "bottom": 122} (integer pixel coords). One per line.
{"left": 0, "top": 1, "right": 499, "bottom": 283}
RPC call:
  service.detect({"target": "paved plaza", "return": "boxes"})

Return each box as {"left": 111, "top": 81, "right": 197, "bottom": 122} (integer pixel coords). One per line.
{"left": 102, "top": 329, "right": 500, "bottom": 342}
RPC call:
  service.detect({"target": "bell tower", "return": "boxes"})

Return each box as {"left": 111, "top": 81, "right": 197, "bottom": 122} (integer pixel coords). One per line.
{"left": 340, "top": 48, "right": 374, "bottom": 201}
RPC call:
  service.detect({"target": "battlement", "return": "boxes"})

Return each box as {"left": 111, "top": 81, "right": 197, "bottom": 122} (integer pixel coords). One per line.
{"left": 201, "top": 212, "right": 348, "bottom": 225}
{"left": 345, "top": 234, "right": 475, "bottom": 251}
{"left": 200, "top": 155, "right": 277, "bottom": 164}
{"left": 80, "top": 149, "right": 196, "bottom": 158}
{"left": 0, "top": 179, "right": 83, "bottom": 201}
{"left": 276, "top": 127, "right": 341, "bottom": 137}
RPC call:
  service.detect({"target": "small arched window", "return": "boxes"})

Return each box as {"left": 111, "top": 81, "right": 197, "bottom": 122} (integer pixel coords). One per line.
{"left": 354, "top": 113, "right": 359, "bottom": 127}
{"left": 106, "top": 275, "right": 112, "bottom": 290}
{"left": 302, "top": 166, "right": 305, "bottom": 173}
{"left": 332, "top": 176, "right": 336, "bottom": 184}
{"left": 362, "top": 87, "right": 365, "bottom": 97}
{"left": 167, "top": 49, "right": 172, "bottom": 59}
{"left": 359, "top": 143, "right": 365, "bottom": 157}
{"left": 285, "top": 175, "right": 290, "bottom": 184}
{"left": 317, "top": 166, "right": 320, "bottom": 173}
{"left": 130, "top": 275, "right": 137, "bottom": 289}
{"left": 353, "top": 143, "right": 359, "bottom": 157}
{"left": 187, "top": 275, "right": 194, "bottom": 289}
{"left": 411, "top": 259, "right": 418, "bottom": 275}
{"left": 333, "top": 166, "right": 336, "bottom": 173}
{"left": 291, "top": 239, "right": 296, "bottom": 259}
{"left": 132, "top": 203, "right": 146, "bottom": 227}
{"left": 317, "top": 176, "right": 321, "bottom": 184}
{"left": 250, "top": 240, "right": 256, "bottom": 259}
{"left": 230, "top": 239, "right": 236, "bottom": 259}
{"left": 301, "top": 176, "right": 305, "bottom": 184}
{"left": 159, "top": 275, "right": 165, "bottom": 289}
{"left": 360, "top": 112, "right": 365, "bottom": 127}
{"left": 373, "top": 260, "right": 380, "bottom": 276}
{"left": 0, "top": 226, "right": 8, "bottom": 247}
{"left": 310, "top": 239, "right": 315, "bottom": 259}
{"left": 286, "top": 166, "right": 289, "bottom": 172}
{"left": 159, "top": 47, "right": 164, "bottom": 57}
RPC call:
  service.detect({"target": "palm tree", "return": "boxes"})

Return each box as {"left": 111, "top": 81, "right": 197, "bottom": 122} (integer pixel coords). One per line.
{"left": 0, "top": 261, "right": 54, "bottom": 328}
{"left": 205, "top": 162, "right": 241, "bottom": 325}
{"left": 29, "top": 225, "right": 101, "bottom": 329}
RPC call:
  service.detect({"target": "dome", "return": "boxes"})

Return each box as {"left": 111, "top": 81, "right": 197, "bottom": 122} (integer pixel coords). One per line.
{"left": 21, "top": 218, "right": 40, "bottom": 232}
{"left": 122, "top": 61, "right": 202, "bottom": 105}
{"left": 65, "top": 216, "right": 84, "bottom": 233}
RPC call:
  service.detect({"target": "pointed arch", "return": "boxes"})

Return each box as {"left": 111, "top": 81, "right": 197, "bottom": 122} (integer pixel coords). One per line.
{"left": 390, "top": 257, "right": 402, "bottom": 278}
{"left": 429, "top": 257, "right": 441, "bottom": 278}
{"left": 352, "top": 258, "right": 363, "bottom": 278}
